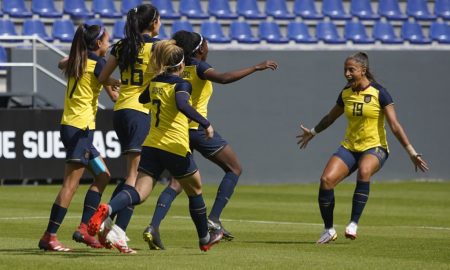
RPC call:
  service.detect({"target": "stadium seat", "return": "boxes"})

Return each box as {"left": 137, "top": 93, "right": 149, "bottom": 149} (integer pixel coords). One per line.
{"left": 152, "top": 0, "right": 181, "bottom": 19}
{"left": 287, "top": 22, "right": 317, "bottom": 43}
{"left": 259, "top": 22, "right": 289, "bottom": 44}
{"left": 171, "top": 20, "right": 194, "bottom": 36}
{"left": 237, "top": 0, "right": 266, "bottom": 19}
{"left": 0, "top": 46, "right": 7, "bottom": 70}
{"left": 344, "top": 21, "right": 375, "bottom": 44}
{"left": 401, "top": 21, "right": 432, "bottom": 44}
{"left": 429, "top": 22, "right": 450, "bottom": 43}
{"left": 121, "top": 0, "right": 143, "bottom": 15}
{"left": 200, "top": 21, "right": 231, "bottom": 43}
{"left": 350, "top": 0, "right": 380, "bottom": 20}
{"left": 85, "top": 18, "right": 104, "bottom": 27}
{"left": 32, "top": 0, "right": 63, "bottom": 18}
{"left": 158, "top": 24, "right": 169, "bottom": 39}
{"left": 316, "top": 21, "right": 346, "bottom": 44}
{"left": 406, "top": 0, "right": 436, "bottom": 20}
{"left": 230, "top": 21, "right": 260, "bottom": 43}
{"left": 93, "top": 0, "right": 122, "bottom": 18}
{"left": 53, "top": 19, "right": 75, "bottom": 42}
{"left": 64, "top": 0, "right": 94, "bottom": 19}
{"left": 0, "top": 19, "right": 18, "bottom": 37}
{"left": 293, "top": 0, "right": 323, "bottom": 19}
{"left": 378, "top": 0, "right": 407, "bottom": 20}
{"left": 23, "top": 19, "right": 54, "bottom": 42}
{"left": 208, "top": 0, "right": 238, "bottom": 19}
{"left": 3, "top": 0, "right": 32, "bottom": 18}
{"left": 435, "top": 0, "right": 450, "bottom": 20}
{"left": 179, "top": 0, "right": 209, "bottom": 19}
{"left": 113, "top": 20, "right": 126, "bottom": 40}
{"left": 322, "top": 0, "right": 352, "bottom": 20}
{"left": 265, "top": 0, "right": 295, "bottom": 20}
{"left": 373, "top": 21, "right": 403, "bottom": 44}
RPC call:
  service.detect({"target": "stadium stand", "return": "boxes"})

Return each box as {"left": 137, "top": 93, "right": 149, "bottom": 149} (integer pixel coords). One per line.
{"left": 112, "top": 19, "right": 125, "bottom": 39}
{"left": 63, "top": 0, "right": 94, "bottom": 19}
{"left": 3, "top": 0, "right": 32, "bottom": 18}
{"left": 322, "top": 0, "right": 352, "bottom": 20}
{"left": 0, "top": 19, "right": 19, "bottom": 39}
{"left": 265, "top": 0, "right": 295, "bottom": 20}
{"left": 373, "top": 21, "right": 404, "bottom": 43}
{"left": 406, "top": 0, "right": 436, "bottom": 20}
{"left": 22, "top": 19, "right": 54, "bottom": 42}
{"left": 259, "top": 21, "right": 289, "bottom": 43}
{"left": 429, "top": 21, "right": 450, "bottom": 43}
{"left": 378, "top": 0, "right": 408, "bottom": 20}
{"left": 344, "top": 21, "right": 375, "bottom": 44}
{"left": 171, "top": 20, "right": 194, "bottom": 35}
{"left": 401, "top": 21, "right": 432, "bottom": 43}
{"left": 179, "top": 0, "right": 209, "bottom": 19}
{"left": 92, "top": 0, "right": 122, "bottom": 18}
{"left": 435, "top": 0, "right": 450, "bottom": 20}
{"left": 230, "top": 21, "right": 260, "bottom": 43}
{"left": 208, "top": 0, "right": 238, "bottom": 19}
{"left": 152, "top": 0, "right": 181, "bottom": 19}
{"left": 200, "top": 21, "right": 231, "bottom": 43}
{"left": 287, "top": 21, "right": 318, "bottom": 43}
{"left": 316, "top": 21, "right": 346, "bottom": 43}
{"left": 31, "top": 0, "right": 63, "bottom": 18}
{"left": 237, "top": 0, "right": 267, "bottom": 19}
{"left": 293, "top": 0, "right": 323, "bottom": 19}
{"left": 120, "top": 0, "right": 143, "bottom": 15}
{"left": 52, "top": 19, "right": 75, "bottom": 42}
{"left": 350, "top": 0, "right": 380, "bottom": 20}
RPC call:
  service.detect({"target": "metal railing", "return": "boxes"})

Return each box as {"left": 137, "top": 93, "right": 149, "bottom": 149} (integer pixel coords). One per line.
{"left": 0, "top": 35, "right": 105, "bottom": 109}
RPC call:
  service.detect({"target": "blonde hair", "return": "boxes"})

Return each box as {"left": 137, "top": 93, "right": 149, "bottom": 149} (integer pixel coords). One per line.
{"left": 150, "top": 40, "right": 184, "bottom": 75}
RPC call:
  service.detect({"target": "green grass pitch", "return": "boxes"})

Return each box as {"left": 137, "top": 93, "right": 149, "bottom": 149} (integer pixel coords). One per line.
{"left": 0, "top": 181, "right": 449, "bottom": 270}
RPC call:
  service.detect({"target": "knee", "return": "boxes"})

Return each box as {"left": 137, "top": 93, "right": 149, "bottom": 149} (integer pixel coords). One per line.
{"left": 320, "top": 175, "right": 336, "bottom": 189}
{"left": 227, "top": 163, "right": 242, "bottom": 176}
{"left": 358, "top": 166, "right": 373, "bottom": 180}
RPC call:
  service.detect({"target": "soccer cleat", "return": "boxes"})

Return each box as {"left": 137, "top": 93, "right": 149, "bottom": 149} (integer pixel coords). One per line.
{"left": 207, "top": 219, "right": 234, "bottom": 241}
{"left": 316, "top": 228, "right": 338, "bottom": 244}
{"left": 97, "top": 217, "right": 114, "bottom": 249}
{"left": 106, "top": 223, "right": 136, "bottom": 254}
{"left": 345, "top": 222, "right": 358, "bottom": 240}
{"left": 87, "top": 203, "right": 109, "bottom": 236}
{"left": 38, "top": 232, "right": 71, "bottom": 252}
{"left": 72, "top": 223, "right": 103, "bottom": 248}
{"left": 199, "top": 230, "right": 223, "bottom": 252}
{"left": 143, "top": 225, "right": 165, "bottom": 250}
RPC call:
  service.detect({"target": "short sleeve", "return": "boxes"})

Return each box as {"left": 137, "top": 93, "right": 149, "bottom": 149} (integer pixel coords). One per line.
{"left": 93, "top": 58, "right": 106, "bottom": 78}
{"left": 175, "top": 81, "right": 192, "bottom": 95}
{"left": 378, "top": 87, "right": 394, "bottom": 108}
{"left": 196, "top": 61, "right": 213, "bottom": 80}
{"left": 336, "top": 91, "right": 344, "bottom": 107}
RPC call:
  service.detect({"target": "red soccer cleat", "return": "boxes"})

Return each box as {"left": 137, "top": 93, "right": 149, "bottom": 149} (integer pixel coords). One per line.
{"left": 38, "top": 232, "right": 71, "bottom": 252}
{"left": 72, "top": 223, "right": 103, "bottom": 249}
{"left": 87, "top": 203, "right": 109, "bottom": 236}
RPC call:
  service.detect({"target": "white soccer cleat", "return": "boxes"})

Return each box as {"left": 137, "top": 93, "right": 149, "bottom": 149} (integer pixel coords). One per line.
{"left": 106, "top": 224, "right": 136, "bottom": 254}
{"left": 345, "top": 222, "right": 358, "bottom": 240}
{"left": 316, "top": 228, "right": 337, "bottom": 244}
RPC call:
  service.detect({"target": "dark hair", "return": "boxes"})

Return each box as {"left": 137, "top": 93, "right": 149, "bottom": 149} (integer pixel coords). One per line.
{"left": 118, "top": 4, "right": 159, "bottom": 71}
{"left": 347, "top": 52, "right": 376, "bottom": 82}
{"left": 65, "top": 24, "right": 105, "bottom": 80}
{"left": 172, "top": 30, "right": 202, "bottom": 66}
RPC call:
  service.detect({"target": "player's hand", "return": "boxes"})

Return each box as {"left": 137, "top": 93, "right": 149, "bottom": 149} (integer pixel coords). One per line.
{"left": 296, "top": 124, "right": 315, "bottom": 149}
{"left": 410, "top": 155, "right": 429, "bottom": 172}
{"left": 254, "top": 60, "right": 278, "bottom": 71}
{"left": 109, "top": 90, "right": 119, "bottom": 102}
{"left": 204, "top": 125, "right": 214, "bottom": 140}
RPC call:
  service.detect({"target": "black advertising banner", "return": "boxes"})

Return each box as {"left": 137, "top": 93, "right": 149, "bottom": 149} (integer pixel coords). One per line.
{"left": 0, "top": 109, "right": 126, "bottom": 179}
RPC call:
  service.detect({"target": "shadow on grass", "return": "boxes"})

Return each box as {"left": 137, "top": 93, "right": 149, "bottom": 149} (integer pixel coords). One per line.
{"left": 242, "top": 240, "right": 348, "bottom": 245}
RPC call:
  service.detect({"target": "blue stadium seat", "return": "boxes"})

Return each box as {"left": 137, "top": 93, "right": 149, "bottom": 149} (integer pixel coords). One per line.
{"left": 121, "top": 0, "right": 142, "bottom": 15}
{"left": 259, "top": 22, "right": 289, "bottom": 44}
{"left": 158, "top": 24, "right": 169, "bottom": 39}
{"left": 344, "top": 21, "right": 375, "bottom": 44}
{"left": 373, "top": 21, "right": 403, "bottom": 44}
{"left": 0, "top": 19, "right": 18, "bottom": 37}
{"left": 152, "top": 0, "right": 181, "bottom": 19}
{"left": 179, "top": 0, "right": 209, "bottom": 19}
{"left": 287, "top": 22, "right": 317, "bottom": 43}
{"left": 53, "top": 19, "right": 75, "bottom": 42}
{"left": 64, "top": 0, "right": 94, "bottom": 19}
{"left": 32, "top": 0, "right": 63, "bottom": 18}
{"left": 406, "top": 0, "right": 436, "bottom": 20}
{"left": 208, "top": 0, "right": 238, "bottom": 19}
{"left": 85, "top": 18, "right": 104, "bottom": 27}
{"left": 0, "top": 46, "right": 7, "bottom": 70}
{"left": 435, "top": 0, "right": 450, "bottom": 20}
{"left": 93, "top": 0, "right": 122, "bottom": 18}
{"left": 378, "top": 0, "right": 407, "bottom": 20}
{"left": 429, "top": 22, "right": 450, "bottom": 43}
{"left": 200, "top": 21, "right": 231, "bottom": 43}
{"left": 230, "top": 21, "right": 260, "bottom": 43}
{"left": 401, "top": 21, "right": 432, "bottom": 44}
{"left": 237, "top": 0, "right": 266, "bottom": 19}
{"left": 171, "top": 20, "right": 194, "bottom": 35}
{"left": 322, "top": 0, "right": 351, "bottom": 20}
{"left": 113, "top": 20, "right": 126, "bottom": 40}
{"left": 350, "top": 0, "right": 380, "bottom": 20}
{"left": 3, "top": 0, "right": 32, "bottom": 18}
{"left": 266, "top": 0, "right": 295, "bottom": 19}
{"left": 293, "top": 0, "right": 323, "bottom": 19}
{"left": 316, "top": 21, "right": 346, "bottom": 44}
{"left": 23, "top": 19, "right": 53, "bottom": 42}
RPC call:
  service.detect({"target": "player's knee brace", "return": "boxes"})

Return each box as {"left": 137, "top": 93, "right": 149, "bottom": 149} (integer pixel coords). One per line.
{"left": 88, "top": 157, "right": 107, "bottom": 176}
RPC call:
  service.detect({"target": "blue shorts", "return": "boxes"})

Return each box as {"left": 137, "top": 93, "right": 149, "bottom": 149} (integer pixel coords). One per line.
{"left": 138, "top": 146, "right": 198, "bottom": 180}
{"left": 60, "top": 125, "right": 100, "bottom": 165}
{"left": 113, "top": 109, "right": 150, "bottom": 154}
{"left": 333, "top": 145, "right": 389, "bottom": 175}
{"left": 189, "top": 127, "right": 228, "bottom": 158}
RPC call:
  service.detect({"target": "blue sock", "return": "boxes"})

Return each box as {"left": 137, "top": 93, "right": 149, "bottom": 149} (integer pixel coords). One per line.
{"left": 109, "top": 186, "right": 140, "bottom": 216}
{"left": 209, "top": 172, "right": 239, "bottom": 221}
{"left": 114, "top": 184, "right": 136, "bottom": 231}
{"left": 46, "top": 203, "right": 67, "bottom": 234}
{"left": 150, "top": 187, "right": 179, "bottom": 228}
{"left": 81, "top": 190, "right": 101, "bottom": 225}
{"left": 109, "top": 181, "right": 125, "bottom": 220}
{"left": 189, "top": 194, "right": 208, "bottom": 239}
{"left": 351, "top": 181, "right": 370, "bottom": 223}
{"left": 318, "top": 188, "right": 335, "bottom": 229}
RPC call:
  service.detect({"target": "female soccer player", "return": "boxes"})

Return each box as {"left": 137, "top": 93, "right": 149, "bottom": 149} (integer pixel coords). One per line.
{"left": 296, "top": 52, "right": 429, "bottom": 244}
{"left": 96, "top": 4, "right": 160, "bottom": 251}
{"left": 142, "top": 31, "right": 278, "bottom": 250}
{"left": 38, "top": 24, "right": 120, "bottom": 251}
{"left": 88, "top": 39, "right": 223, "bottom": 252}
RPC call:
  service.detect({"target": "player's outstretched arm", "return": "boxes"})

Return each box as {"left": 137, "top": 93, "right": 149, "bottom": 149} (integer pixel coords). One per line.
{"left": 204, "top": 60, "right": 278, "bottom": 84}
{"left": 384, "top": 105, "right": 429, "bottom": 172}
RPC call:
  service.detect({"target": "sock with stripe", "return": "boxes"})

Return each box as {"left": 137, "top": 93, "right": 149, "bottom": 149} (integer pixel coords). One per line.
{"left": 150, "top": 186, "right": 179, "bottom": 228}
{"left": 209, "top": 172, "right": 239, "bottom": 221}
{"left": 318, "top": 188, "right": 335, "bottom": 229}
{"left": 350, "top": 181, "right": 370, "bottom": 223}
{"left": 81, "top": 189, "right": 101, "bottom": 224}
{"left": 189, "top": 194, "right": 208, "bottom": 240}
{"left": 46, "top": 203, "right": 67, "bottom": 234}
{"left": 114, "top": 184, "right": 136, "bottom": 231}
{"left": 108, "top": 186, "right": 141, "bottom": 216}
